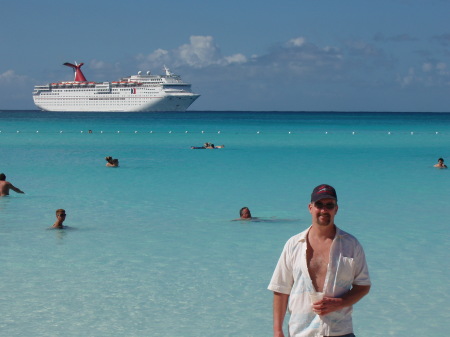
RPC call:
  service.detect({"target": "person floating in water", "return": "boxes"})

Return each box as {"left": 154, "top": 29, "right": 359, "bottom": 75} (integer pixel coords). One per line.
{"left": 105, "top": 156, "right": 119, "bottom": 167}
{"left": 191, "top": 142, "right": 225, "bottom": 149}
{"left": 434, "top": 157, "right": 448, "bottom": 169}
{"left": 239, "top": 207, "right": 252, "bottom": 220}
{"left": 205, "top": 142, "right": 225, "bottom": 149}
{"left": 52, "top": 209, "right": 67, "bottom": 229}
{"left": 0, "top": 173, "right": 25, "bottom": 196}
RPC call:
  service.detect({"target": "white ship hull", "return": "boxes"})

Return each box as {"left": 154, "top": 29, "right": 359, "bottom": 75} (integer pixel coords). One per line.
{"left": 33, "top": 92, "right": 200, "bottom": 112}
{"left": 32, "top": 63, "right": 200, "bottom": 112}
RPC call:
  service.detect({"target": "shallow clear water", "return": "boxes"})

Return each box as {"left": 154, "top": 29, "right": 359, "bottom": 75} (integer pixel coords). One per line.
{"left": 1, "top": 111, "right": 449, "bottom": 336}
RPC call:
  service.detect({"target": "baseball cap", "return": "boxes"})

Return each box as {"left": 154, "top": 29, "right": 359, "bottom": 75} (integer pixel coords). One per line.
{"left": 311, "top": 184, "right": 337, "bottom": 202}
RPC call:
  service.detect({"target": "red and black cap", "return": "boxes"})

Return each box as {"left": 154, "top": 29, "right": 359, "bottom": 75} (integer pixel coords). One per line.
{"left": 311, "top": 184, "right": 337, "bottom": 203}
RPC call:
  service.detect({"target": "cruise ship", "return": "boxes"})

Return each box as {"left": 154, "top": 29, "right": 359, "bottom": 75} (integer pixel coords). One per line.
{"left": 32, "top": 62, "right": 200, "bottom": 112}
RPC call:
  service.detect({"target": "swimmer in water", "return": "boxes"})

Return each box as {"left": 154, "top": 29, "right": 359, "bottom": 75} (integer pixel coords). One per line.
{"left": 105, "top": 156, "right": 119, "bottom": 167}
{"left": 204, "top": 143, "right": 225, "bottom": 149}
{"left": 191, "top": 143, "right": 225, "bottom": 149}
{"left": 434, "top": 157, "right": 448, "bottom": 169}
{"left": 0, "top": 173, "right": 25, "bottom": 196}
{"left": 239, "top": 207, "right": 252, "bottom": 220}
{"left": 52, "top": 209, "right": 67, "bottom": 229}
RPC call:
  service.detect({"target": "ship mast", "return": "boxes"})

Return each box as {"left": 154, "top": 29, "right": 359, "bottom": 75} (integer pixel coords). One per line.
{"left": 63, "top": 62, "right": 87, "bottom": 82}
{"left": 163, "top": 65, "right": 173, "bottom": 76}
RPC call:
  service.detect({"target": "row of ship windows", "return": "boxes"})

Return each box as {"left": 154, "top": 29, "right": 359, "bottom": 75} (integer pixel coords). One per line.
{"left": 46, "top": 89, "right": 157, "bottom": 92}
{"left": 37, "top": 98, "right": 160, "bottom": 102}
{"left": 39, "top": 91, "right": 157, "bottom": 96}
{"left": 41, "top": 88, "right": 159, "bottom": 93}
{"left": 37, "top": 102, "right": 148, "bottom": 106}
{"left": 36, "top": 97, "right": 184, "bottom": 104}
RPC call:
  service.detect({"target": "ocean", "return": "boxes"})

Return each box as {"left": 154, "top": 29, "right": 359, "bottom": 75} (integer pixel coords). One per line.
{"left": 1, "top": 110, "right": 449, "bottom": 337}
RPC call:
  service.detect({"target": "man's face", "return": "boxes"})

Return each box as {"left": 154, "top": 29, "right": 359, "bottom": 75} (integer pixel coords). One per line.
{"left": 56, "top": 212, "right": 66, "bottom": 222}
{"left": 309, "top": 198, "right": 338, "bottom": 227}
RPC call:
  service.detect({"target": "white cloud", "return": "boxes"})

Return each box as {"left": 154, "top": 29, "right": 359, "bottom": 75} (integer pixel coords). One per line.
{"left": 94, "top": 34, "right": 438, "bottom": 94}
{"left": 138, "top": 35, "right": 247, "bottom": 69}
{"left": 0, "top": 70, "right": 34, "bottom": 108}
{"left": 422, "top": 63, "right": 433, "bottom": 72}
{"left": 287, "top": 37, "right": 306, "bottom": 47}
{"left": 136, "top": 49, "right": 171, "bottom": 67}
{"left": 345, "top": 40, "right": 381, "bottom": 57}
{"left": 223, "top": 54, "right": 247, "bottom": 65}
{"left": 422, "top": 62, "right": 448, "bottom": 74}
{"left": 398, "top": 68, "right": 416, "bottom": 87}
{"left": 0, "top": 70, "right": 28, "bottom": 85}
{"left": 252, "top": 38, "right": 345, "bottom": 79}
{"left": 135, "top": 35, "right": 387, "bottom": 82}
{"left": 399, "top": 62, "right": 450, "bottom": 87}
{"left": 176, "top": 36, "right": 220, "bottom": 67}
{"left": 436, "top": 62, "right": 447, "bottom": 73}
{"left": 90, "top": 60, "right": 107, "bottom": 70}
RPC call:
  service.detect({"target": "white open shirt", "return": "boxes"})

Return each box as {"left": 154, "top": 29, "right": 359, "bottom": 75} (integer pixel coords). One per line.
{"left": 268, "top": 226, "right": 371, "bottom": 337}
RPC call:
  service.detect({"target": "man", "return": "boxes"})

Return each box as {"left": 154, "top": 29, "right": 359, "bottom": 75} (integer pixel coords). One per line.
{"left": 434, "top": 158, "right": 448, "bottom": 168}
{"left": 268, "top": 184, "right": 371, "bottom": 337}
{"left": 0, "top": 173, "right": 25, "bottom": 196}
{"left": 52, "top": 209, "right": 67, "bottom": 229}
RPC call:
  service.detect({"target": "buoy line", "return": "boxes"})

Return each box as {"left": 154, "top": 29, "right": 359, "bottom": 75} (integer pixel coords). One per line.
{"left": 0, "top": 130, "right": 448, "bottom": 135}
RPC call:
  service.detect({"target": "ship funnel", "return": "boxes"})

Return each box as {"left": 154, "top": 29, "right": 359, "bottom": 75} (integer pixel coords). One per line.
{"left": 63, "top": 62, "right": 87, "bottom": 82}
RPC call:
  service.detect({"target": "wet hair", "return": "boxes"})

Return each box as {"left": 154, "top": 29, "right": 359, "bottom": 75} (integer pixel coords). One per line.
{"left": 438, "top": 158, "right": 444, "bottom": 162}
{"left": 55, "top": 208, "right": 66, "bottom": 215}
{"left": 105, "top": 156, "right": 113, "bottom": 163}
{"left": 0, "top": 173, "right": 5, "bottom": 180}
{"left": 239, "top": 207, "right": 251, "bottom": 217}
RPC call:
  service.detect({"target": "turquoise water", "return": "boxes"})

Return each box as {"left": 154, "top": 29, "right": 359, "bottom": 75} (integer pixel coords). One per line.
{"left": 1, "top": 111, "right": 449, "bottom": 337}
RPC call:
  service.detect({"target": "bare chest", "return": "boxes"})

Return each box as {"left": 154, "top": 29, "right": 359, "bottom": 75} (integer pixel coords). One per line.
{"left": 306, "top": 241, "right": 332, "bottom": 292}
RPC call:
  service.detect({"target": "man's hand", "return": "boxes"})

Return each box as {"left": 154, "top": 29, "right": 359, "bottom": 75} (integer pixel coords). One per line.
{"left": 312, "top": 285, "right": 371, "bottom": 316}
{"left": 312, "top": 297, "right": 344, "bottom": 316}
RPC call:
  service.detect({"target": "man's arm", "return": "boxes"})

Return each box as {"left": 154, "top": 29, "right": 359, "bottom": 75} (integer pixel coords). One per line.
{"left": 273, "top": 292, "right": 289, "bottom": 337}
{"left": 9, "top": 183, "right": 24, "bottom": 194}
{"left": 312, "top": 285, "right": 370, "bottom": 316}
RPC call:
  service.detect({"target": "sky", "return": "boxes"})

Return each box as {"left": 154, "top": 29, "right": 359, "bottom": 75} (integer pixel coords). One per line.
{"left": 1, "top": 0, "right": 450, "bottom": 112}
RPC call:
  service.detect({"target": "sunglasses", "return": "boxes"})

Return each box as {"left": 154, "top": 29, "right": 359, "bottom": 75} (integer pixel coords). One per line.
{"left": 314, "top": 202, "right": 336, "bottom": 210}
{"left": 57, "top": 213, "right": 67, "bottom": 217}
